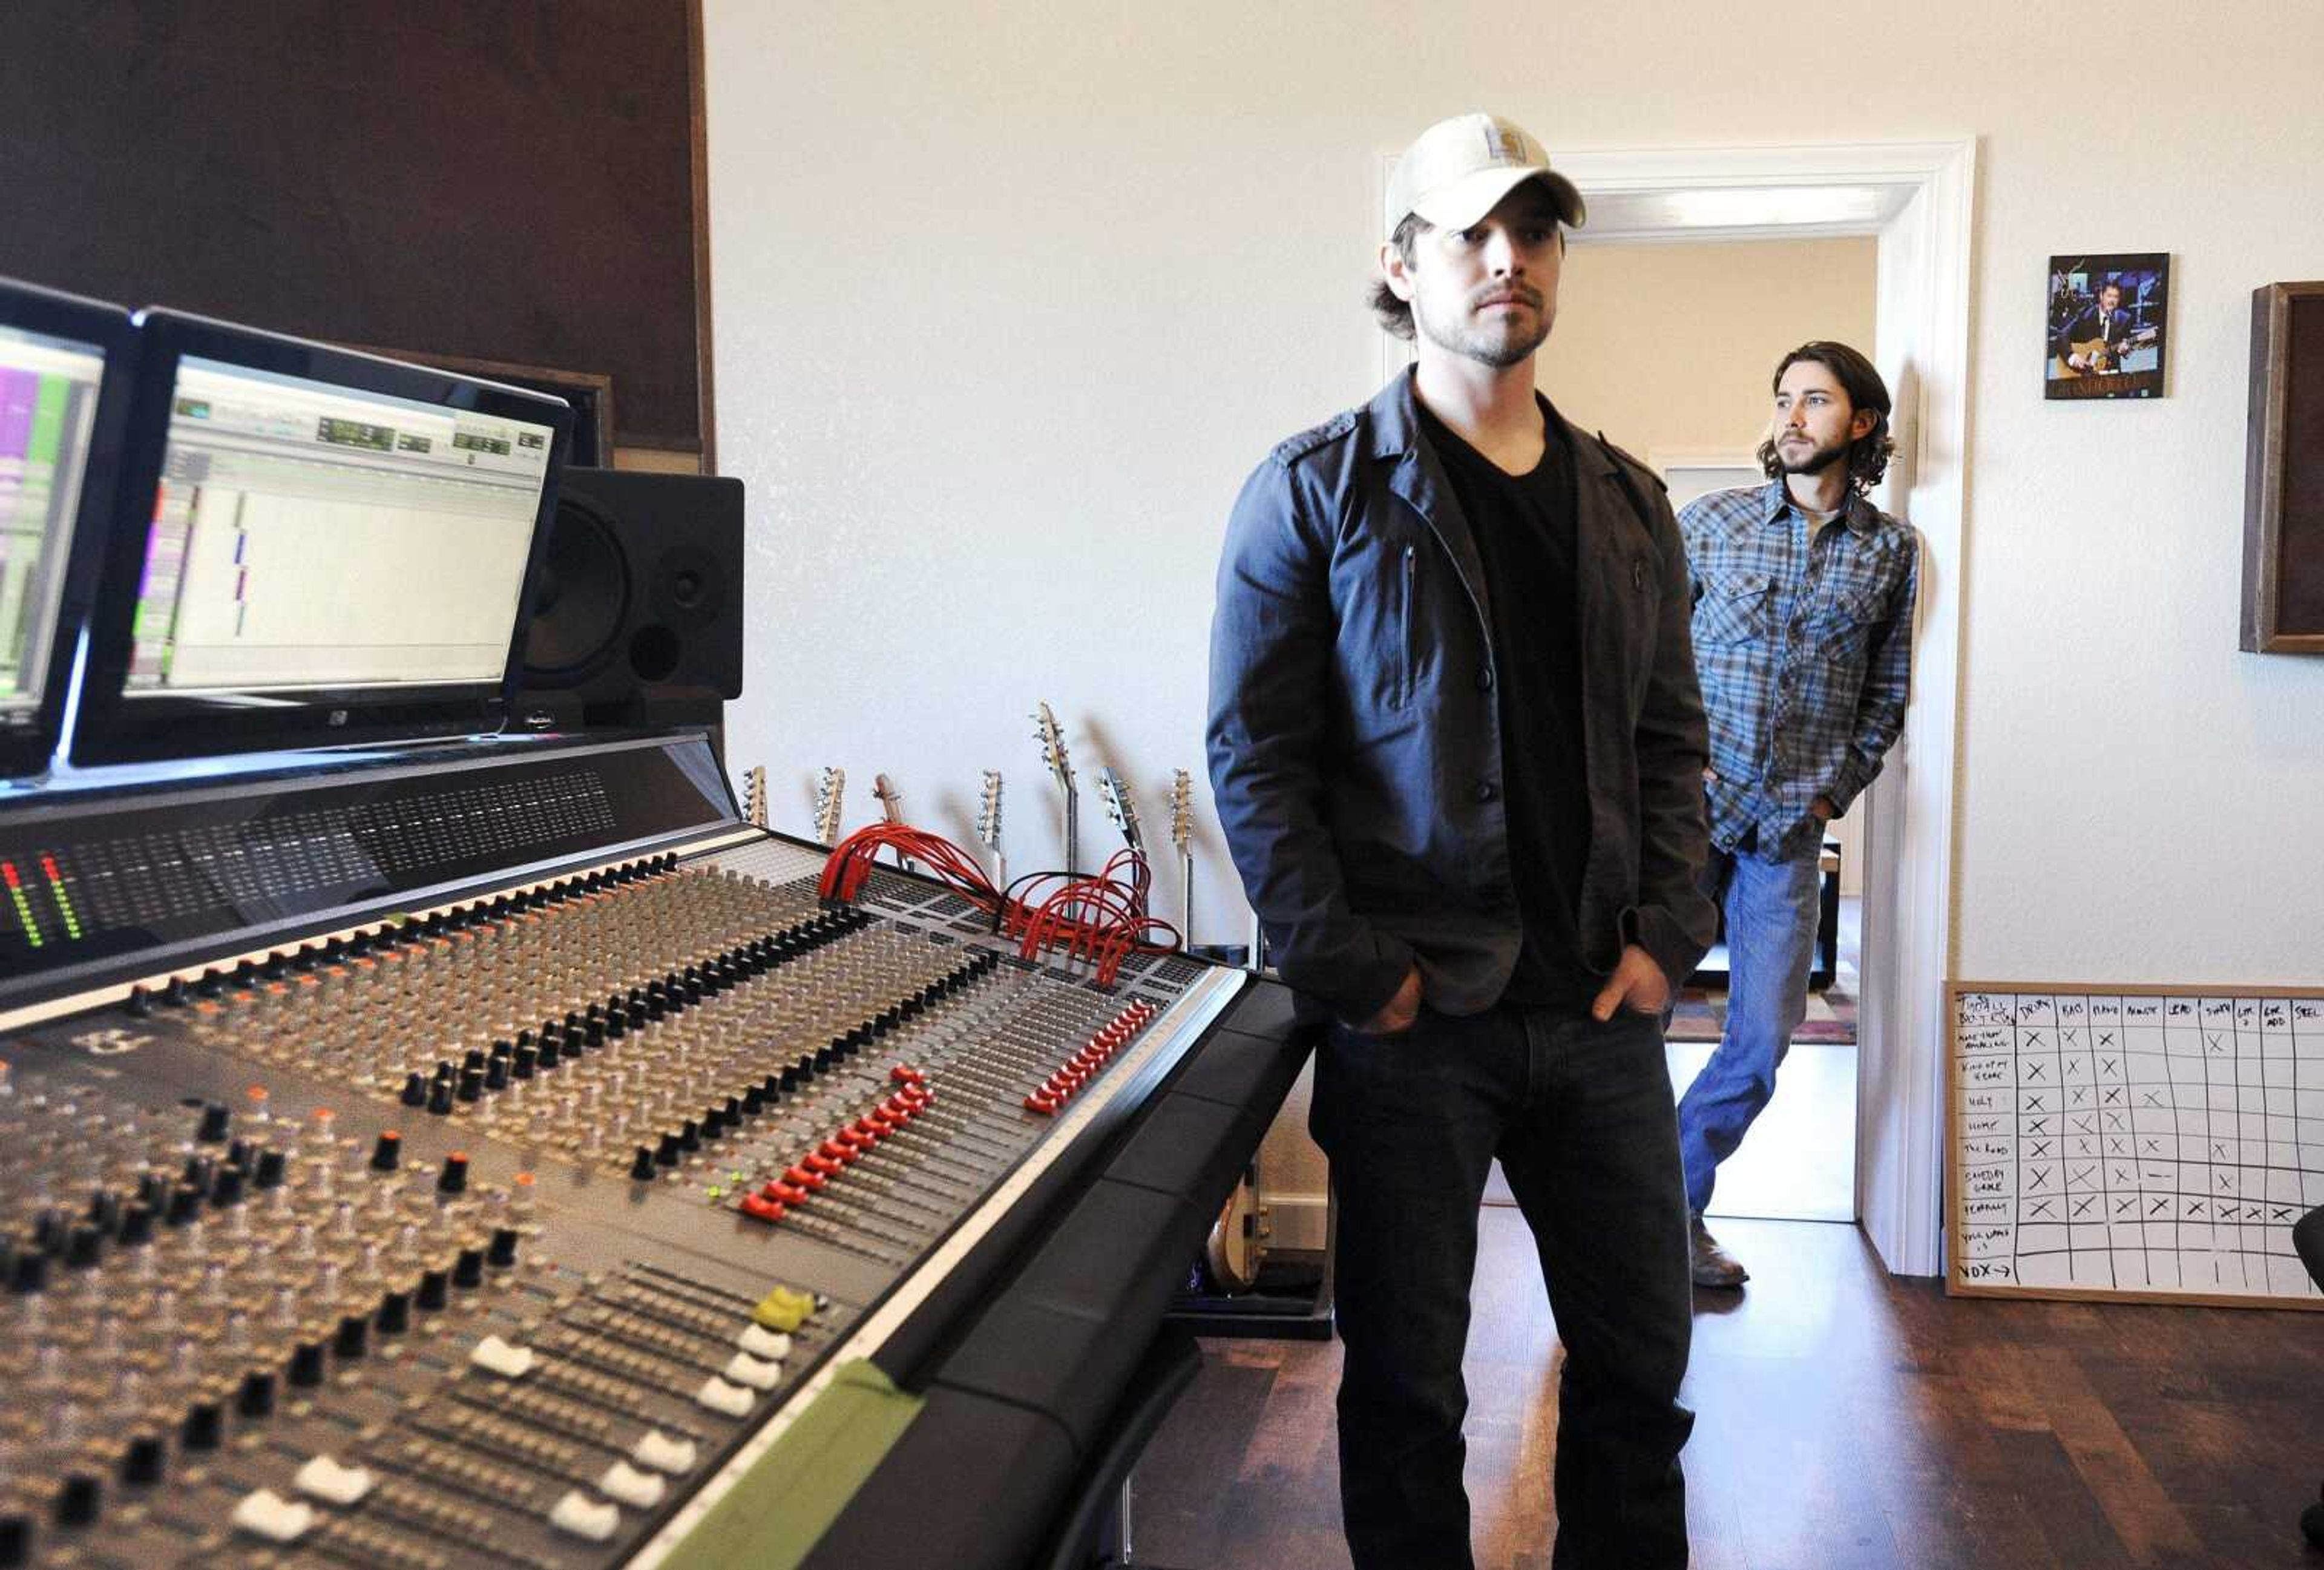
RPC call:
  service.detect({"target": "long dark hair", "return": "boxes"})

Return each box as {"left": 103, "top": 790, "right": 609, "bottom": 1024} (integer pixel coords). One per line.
{"left": 1367, "top": 214, "right": 1428, "bottom": 340}
{"left": 1755, "top": 340, "right": 1896, "bottom": 494}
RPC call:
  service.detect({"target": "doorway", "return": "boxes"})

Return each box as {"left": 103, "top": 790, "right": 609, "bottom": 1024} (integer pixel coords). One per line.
{"left": 1544, "top": 231, "right": 1876, "bottom": 1223}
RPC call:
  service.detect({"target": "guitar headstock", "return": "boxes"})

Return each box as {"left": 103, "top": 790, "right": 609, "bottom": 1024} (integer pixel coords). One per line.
{"left": 1097, "top": 766, "right": 1144, "bottom": 854}
{"left": 1032, "top": 701, "right": 1075, "bottom": 793}
{"left": 1168, "top": 769, "right": 1193, "bottom": 854}
{"left": 742, "top": 766, "right": 769, "bottom": 829}
{"left": 813, "top": 767, "right": 845, "bottom": 845}
{"left": 975, "top": 770, "right": 1004, "bottom": 849}
{"left": 872, "top": 772, "right": 905, "bottom": 827}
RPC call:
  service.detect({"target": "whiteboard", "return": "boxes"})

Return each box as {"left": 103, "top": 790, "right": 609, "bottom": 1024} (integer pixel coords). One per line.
{"left": 1949, "top": 982, "right": 2324, "bottom": 1308}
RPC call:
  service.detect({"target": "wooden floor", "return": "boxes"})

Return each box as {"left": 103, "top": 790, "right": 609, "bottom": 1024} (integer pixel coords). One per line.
{"left": 1133, "top": 1215, "right": 2324, "bottom": 1569}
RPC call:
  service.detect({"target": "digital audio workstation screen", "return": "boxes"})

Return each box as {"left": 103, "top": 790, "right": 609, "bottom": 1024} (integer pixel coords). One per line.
{"left": 125, "top": 358, "right": 556, "bottom": 697}
{"left": 0, "top": 323, "right": 107, "bottom": 728}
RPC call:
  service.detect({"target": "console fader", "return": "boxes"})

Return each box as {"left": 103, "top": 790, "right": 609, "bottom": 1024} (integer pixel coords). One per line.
{"left": 0, "top": 733, "right": 1257, "bottom": 1568}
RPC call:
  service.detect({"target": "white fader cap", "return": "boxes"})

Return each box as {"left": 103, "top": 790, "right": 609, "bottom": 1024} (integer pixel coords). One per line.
{"left": 1384, "top": 112, "right": 1587, "bottom": 240}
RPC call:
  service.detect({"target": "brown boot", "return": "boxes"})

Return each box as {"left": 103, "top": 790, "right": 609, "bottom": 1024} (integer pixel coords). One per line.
{"left": 1690, "top": 1215, "right": 1748, "bottom": 1289}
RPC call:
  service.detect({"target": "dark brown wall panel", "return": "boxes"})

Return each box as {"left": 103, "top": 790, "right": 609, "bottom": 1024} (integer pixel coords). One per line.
{"left": 2279, "top": 295, "right": 2324, "bottom": 633}
{"left": 0, "top": 0, "right": 704, "bottom": 452}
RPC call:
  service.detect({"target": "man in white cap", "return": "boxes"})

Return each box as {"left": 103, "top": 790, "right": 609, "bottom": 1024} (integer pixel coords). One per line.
{"left": 1208, "top": 112, "right": 1715, "bottom": 1568}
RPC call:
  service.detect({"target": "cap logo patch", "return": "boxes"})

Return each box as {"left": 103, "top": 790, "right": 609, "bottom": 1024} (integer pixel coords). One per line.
{"left": 1482, "top": 125, "right": 1526, "bottom": 164}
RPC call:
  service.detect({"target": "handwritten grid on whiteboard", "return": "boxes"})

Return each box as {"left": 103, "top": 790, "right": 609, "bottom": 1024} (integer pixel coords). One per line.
{"left": 1951, "top": 986, "right": 2324, "bottom": 1306}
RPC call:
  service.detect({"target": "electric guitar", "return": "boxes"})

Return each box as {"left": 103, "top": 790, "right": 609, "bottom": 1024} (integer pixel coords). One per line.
{"left": 872, "top": 772, "right": 916, "bottom": 872}
{"left": 741, "top": 766, "right": 769, "bottom": 830}
{"left": 975, "top": 769, "right": 1005, "bottom": 888}
{"left": 1096, "top": 766, "right": 1144, "bottom": 856}
{"left": 1168, "top": 768, "right": 1194, "bottom": 943}
{"left": 812, "top": 767, "right": 845, "bottom": 846}
{"left": 1204, "top": 1160, "right": 1272, "bottom": 1294}
{"left": 1032, "top": 701, "right": 1080, "bottom": 875}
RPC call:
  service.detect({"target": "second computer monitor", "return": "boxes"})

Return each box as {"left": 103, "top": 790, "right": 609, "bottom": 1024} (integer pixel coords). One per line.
{"left": 73, "top": 311, "right": 574, "bottom": 764}
{"left": 0, "top": 278, "right": 136, "bottom": 778}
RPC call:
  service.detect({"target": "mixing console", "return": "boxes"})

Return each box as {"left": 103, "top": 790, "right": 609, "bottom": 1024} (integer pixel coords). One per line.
{"left": 0, "top": 735, "right": 1256, "bottom": 1568}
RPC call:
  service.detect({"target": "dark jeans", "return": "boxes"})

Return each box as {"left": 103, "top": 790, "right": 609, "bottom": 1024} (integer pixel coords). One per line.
{"left": 1311, "top": 1002, "right": 1694, "bottom": 1570}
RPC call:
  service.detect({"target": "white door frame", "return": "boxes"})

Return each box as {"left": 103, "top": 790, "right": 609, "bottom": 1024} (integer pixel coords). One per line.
{"left": 1548, "top": 141, "right": 1977, "bottom": 1276}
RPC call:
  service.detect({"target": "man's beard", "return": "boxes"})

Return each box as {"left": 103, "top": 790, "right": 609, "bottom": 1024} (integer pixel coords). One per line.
{"left": 1414, "top": 286, "right": 1551, "bottom": 369}
{"left": 1777, "top": 435, "right": 1851, "bottom": 476}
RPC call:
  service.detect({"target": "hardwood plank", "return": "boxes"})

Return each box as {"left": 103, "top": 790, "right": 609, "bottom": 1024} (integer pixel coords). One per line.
{"left": 1134, "top": 1215, "right": 2324, "bottom": 1569}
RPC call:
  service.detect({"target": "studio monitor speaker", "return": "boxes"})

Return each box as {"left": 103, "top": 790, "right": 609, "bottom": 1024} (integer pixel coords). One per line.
{"left": 517, "top": 468, "right": 744, "bottom": 727}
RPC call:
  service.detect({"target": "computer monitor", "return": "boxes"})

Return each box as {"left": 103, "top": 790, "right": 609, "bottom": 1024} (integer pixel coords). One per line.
{"left": 73, "top": 310, "right": 574, "bottom": 764}
{"left": 0, "top": 278, "right": 136, "bottom": 778}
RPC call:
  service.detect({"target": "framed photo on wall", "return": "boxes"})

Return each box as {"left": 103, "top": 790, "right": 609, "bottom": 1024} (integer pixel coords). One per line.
{"left": 2242, "top": 281, "right": 2324, "bottom": 653}
{"left": 2046, "top": 253, "right": 2170, "bottom": 399}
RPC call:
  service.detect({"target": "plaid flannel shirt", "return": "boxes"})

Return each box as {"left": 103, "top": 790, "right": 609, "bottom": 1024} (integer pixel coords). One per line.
{"left": 1680, "top": 481, "right": 1919, "bottom": 858}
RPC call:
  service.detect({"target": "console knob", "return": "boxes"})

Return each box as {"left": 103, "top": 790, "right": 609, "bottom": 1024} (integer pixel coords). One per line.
{"left": 333, "top": 1314, "right": 369, "bottom": 1359}
{"left": 182, "top": 1400, "right": 224, "bottom": 1450}
{"left": 52, "top": 1474, "right": 99, "bottom": 1528}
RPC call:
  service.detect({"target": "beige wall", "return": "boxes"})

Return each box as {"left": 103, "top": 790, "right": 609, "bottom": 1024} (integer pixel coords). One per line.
{"left": 1544, "top": 236, "right": 1879, "bottom": 896}
{"left": 1540, "top": 237, "right": 1877, "bottom": 470}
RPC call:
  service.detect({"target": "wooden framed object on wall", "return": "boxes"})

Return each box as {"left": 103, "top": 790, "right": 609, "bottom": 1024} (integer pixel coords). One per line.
{"left": 2242, "top": 281, "right": 2324, "bottom": 652}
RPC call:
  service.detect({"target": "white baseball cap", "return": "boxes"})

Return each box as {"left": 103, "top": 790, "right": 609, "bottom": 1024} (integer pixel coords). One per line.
{"left": 1384, "top": 112, "right": 1587, "bottom": 241}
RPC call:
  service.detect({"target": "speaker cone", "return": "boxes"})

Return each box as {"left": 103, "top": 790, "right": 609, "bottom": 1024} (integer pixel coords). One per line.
{"left": 523, "top": 498, "right": 631, "bottom": 680}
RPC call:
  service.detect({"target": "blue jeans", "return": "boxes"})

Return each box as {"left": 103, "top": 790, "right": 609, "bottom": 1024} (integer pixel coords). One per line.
{"left": 1675, "top": 840, "right": 1824, "bottom": 1214}
{"left": 1311, "top": 1002, "right": 1694, "bottom": 1570}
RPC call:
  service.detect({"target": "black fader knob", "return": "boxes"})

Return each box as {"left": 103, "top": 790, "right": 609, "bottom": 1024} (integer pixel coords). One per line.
{"left": 119, "top": 1430, "right": 167, "bottom": 1486}
{"left": 436, "top": 1154, "right": 468, "bottom": 1196}
{"left": 333, "top": 1315, "right": 369, "bottom": 1360}
{"left": 288, "top": 1341, "right": 327, "bottom": 1388}
{"left": 119, "top": 1436, "right": 165, "bottom": 1488}
{"left": 52, "top": 1475, "right": 99, "bottom": 1528}
{"left": 180, "top": 1401, "right": 223, "bottom": 1452}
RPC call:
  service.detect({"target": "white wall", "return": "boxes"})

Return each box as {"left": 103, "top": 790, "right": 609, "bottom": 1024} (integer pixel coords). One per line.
{"left": 705, "top": 2, "right": 2324, "bottom": 996}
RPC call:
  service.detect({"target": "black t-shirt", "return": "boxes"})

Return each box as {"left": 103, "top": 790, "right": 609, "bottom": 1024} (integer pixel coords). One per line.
{"left": 1416, "top": 397, "right": 1594, "bottom": 1009}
